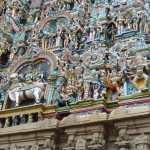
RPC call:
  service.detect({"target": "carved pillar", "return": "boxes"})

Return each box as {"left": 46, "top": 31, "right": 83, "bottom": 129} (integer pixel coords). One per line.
{"left": 134, "top": 133, "right": 150, "bottom": 150}
{"left": 4, "top": 117, "right": 10, "bottom": 128}
{"left": 113, "top": 109, "right": 132, "bottom": 150}
{"left": 0, "top": 101, "right": 3, "bottom": 110}
{"left": 40, "top": 133, "right": 59, "bottom": 150}
{"left": 45, "top": 78, "right": 51, "bottom": 104}
{"left": 48, "top": 81, "right": 56, "bottom": 104}
{"left": 12, "top": 8, "right": 16, "bottom": 18}
{"left": 0, "top": 119, "right": 3, "bottom": 128}
{"left": 62, "top": 130, "right": 76, "bottom": 150}
{"left": 20, "top": 114, "right": 27, "bottom": 124}
{"left": 45, "top": 77, "right": 57, "bottom": 104}
{"left": 12, "top": 116, "right": 20, "bottom": 126}
{"left": 10, "top": 144, "right": 18, "bottom": 150}
{"left": 21, "top": 146, "right": 30, "bottom": 150}
{"left": 28, "top": 114, "right": 33, "bottom": 123}
{"left": 38, "top": 112, "right": 43, "bottom": 121}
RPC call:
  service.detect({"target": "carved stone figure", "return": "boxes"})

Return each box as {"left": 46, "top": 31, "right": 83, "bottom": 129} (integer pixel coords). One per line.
{"left": 75, "top": 78, "right": 83, "bottom": 101}
{"left": 10, "top": 145, "right": 18, "bottom": 150}
{"left": 134, "top": 133, "right": 150, "bottom": 150}
{"left": 89, "top": 137, "right": 105, "bottom": 150}
{"left": 31, "top": 145, "right": 39, "bottom": 150}
{"left": 75, "top": 136, "right": 87, "bottom": 150}
{"left": 115, "top": 133, "right": 131, "bottom": 150}
{"left": 124, "top": 15, "right": 132, "bottom": 31}
{"left": 41, "top": 138, "right": 56, "bottom": 150}
{"left": 23, "top": 146, "right": 30, "bottom": 150}
{"left": 63, "top": 139, "right": 75, "bottom": 150}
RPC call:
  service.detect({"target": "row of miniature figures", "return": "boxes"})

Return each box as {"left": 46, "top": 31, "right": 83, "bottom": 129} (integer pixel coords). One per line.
{"left": 0, "top": 0, "right": 150, "bottom": 63}
{"left": 53, "top": 53, "right": 150, "bottom": 106}
{"left": 0, "top": 52, "right": 149, "bottom": 108}
{"left": 4, "top": 133, "right": 150, "bottom": 150}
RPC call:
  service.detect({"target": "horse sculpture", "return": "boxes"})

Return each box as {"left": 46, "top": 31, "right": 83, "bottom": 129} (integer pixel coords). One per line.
{"left": 4, "top": 73, "right": 47, "bottom": 107}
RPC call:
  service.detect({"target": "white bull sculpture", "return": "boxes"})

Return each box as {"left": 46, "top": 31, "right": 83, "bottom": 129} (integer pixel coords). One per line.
{"left": 7, "top": 73, "right": 47, "bottom": 107}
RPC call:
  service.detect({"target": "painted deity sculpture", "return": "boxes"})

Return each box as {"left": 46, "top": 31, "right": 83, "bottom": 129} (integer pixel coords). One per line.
{"left": 53, "top": 77, "right": 67, "bottom": 107}
{"left": 88, "top": 22, "right": 96, "bottom": 41}
{"left": 95, "top": 26, "right": 102, "bottom": 40}
{"left": 93, "top": 84, "right": 100, "bottom": 99}
{"left": 76, "top": 79, "right": 84, "bottom": 101}
{"left": 116, "top": 15, "right": 125, "bottom": 35}
{"left": 60, "top": 79, "right": 77, "bottom": 103}
{"left": 83, "top": 69, "right": 92, "bottom": 100}
{"left": 1, "top": 65, "right": 47, "bottom": 107}
{"left": 42, "top": 24, "right": 55, "bottom": 49}
{"left": 132, "top": 13, "right": 140, "bottom": 31}
{"left": 124, "top": 54, "right": 149, "bottom": 92}
{"left": 101, "top": 69, "right": 124, "bottom": 100}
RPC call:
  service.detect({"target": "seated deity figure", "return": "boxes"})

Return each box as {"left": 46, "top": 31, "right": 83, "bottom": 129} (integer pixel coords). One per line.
{"left": 24, "top": 65, "right": 33, "bottom": 84}
{"left": 1, "top": 74, "right": 12, "bottom": 87}
{"left": 1, "top": 73, "right": 24, "bottom": 95}
{"left": 1, "top": 73, "right": 19, "bottom": 89}
{"left": 125, "top": 54, "right": 148, "bottom": 91}
{"left": 33, "top": 65, "right": 44, "bottom": 82}
{"left": 61, "top": 79, "right": 75, "bottom": 102}
{"left": 95, "top": 26, "right": 101, "bottom": 40}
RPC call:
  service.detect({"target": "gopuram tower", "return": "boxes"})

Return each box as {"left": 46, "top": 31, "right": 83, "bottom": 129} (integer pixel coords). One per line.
{"left": 0, "top": 0, "right": 150, "bottom": 149}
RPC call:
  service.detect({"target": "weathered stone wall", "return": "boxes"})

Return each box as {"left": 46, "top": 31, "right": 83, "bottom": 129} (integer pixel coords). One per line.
{"left": 0, "top": 105, "right": 150, "bottom": 150}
